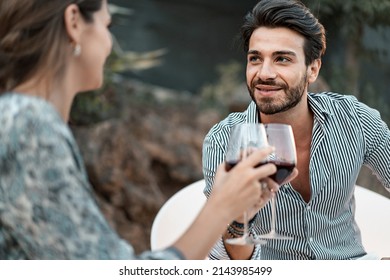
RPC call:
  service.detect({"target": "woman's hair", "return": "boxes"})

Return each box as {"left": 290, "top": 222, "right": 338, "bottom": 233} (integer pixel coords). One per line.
{"left": 0, "top": 0, "right": 103, "bottom": 93}
{"left": 240, "top": 0, "right": 326, "bottom": 65}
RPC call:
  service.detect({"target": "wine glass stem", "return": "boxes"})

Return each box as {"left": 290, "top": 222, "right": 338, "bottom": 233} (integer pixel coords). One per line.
{"left": 243, "top": 210, "right": 249, "bottom": 237}
{"left": 270, "top": 194, "right": 277, "bottom": 233}
{"left": 242, "top": 147, "right": 249, "bottom": 237}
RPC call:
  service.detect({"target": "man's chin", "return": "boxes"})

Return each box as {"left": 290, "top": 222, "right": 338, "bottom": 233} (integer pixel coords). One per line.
{"left": 259, "top": 109, "right": 280, "bottom": 115}
{"left": 256, "top": 104, "right": 280, "bottom": 115}
{"left": 255, "top": 100, "right": 283, "bottom": 115}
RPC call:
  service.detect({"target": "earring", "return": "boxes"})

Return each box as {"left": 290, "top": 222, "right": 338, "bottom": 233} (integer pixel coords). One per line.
{"left": 73, "top": 43, "right": 81, "bottom": 56}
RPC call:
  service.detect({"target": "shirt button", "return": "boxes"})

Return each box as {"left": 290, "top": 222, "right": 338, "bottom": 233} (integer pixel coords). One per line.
{"left": 307, "top": 205, "right": 311, "bottom": 210}
{"left": 309, "top": 237, "right": 314, "bottom": 242}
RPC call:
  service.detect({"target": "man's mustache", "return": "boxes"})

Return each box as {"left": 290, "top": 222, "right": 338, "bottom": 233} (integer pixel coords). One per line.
{"left": 252, "top": 79, "right": 287, "bottom": 89}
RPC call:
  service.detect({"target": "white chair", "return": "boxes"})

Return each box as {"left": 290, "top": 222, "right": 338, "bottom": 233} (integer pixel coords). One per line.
{"left": 150, "top": 179, "right": 206, "bottom": 251}
{"left": 150, "top": 181, "right": 390, "bottom": 258}
{"left": 354, "top": 185, "right": 390, "bottom": 257}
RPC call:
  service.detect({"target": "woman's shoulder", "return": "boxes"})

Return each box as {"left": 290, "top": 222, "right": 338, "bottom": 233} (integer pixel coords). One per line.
{"left": 0, "top": 93, "right": 60, "bottom": 122}
{"left": 0, "top": 93, "right": 77, "bottom": 166}
{"left": 0, "top": 93, "right": 68, "bottom": 138}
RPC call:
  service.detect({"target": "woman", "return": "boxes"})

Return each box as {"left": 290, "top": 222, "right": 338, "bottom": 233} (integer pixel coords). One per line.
{"left": 0, "top": 0, "right": 277, "bottom": 259}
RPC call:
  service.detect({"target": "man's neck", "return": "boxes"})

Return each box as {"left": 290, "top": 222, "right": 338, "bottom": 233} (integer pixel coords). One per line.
{"left": 258, "top": 94, "right": 314, "bottom": 148}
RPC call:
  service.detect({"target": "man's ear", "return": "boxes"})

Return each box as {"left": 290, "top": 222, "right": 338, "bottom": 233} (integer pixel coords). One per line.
{"left": 307, "top": 59, "right": 321, "bottom": 84}
{"left": 64, "top": 4, "right": 83, "bottom": 43}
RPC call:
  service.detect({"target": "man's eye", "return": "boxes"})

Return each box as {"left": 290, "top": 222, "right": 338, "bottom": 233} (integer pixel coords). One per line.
{"left": 276, "top": 57, "right": 290, "bottom": 63}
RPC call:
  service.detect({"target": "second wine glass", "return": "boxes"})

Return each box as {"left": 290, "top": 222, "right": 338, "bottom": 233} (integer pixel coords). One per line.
{"left": 258, "top": 123, "right": 296, "bottom": 240}
{"left": 224, "top": 123, "right": 268, "bottom": 245}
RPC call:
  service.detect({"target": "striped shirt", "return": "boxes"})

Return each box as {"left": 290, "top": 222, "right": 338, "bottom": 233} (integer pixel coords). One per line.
{"left": 202, "top": 92, "right": 390, "bottom": 260}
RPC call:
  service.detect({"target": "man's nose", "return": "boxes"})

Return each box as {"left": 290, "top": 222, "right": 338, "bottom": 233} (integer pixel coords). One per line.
{"left": 256, "top": 61, "right": 277, "bottom": 80}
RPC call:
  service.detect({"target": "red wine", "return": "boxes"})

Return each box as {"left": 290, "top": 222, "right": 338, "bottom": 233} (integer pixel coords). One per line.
{"left": 226, "top": 160, "right": 295, "bottom": 184}
{"left": 266, "top": 161, "right": 295, "bottom": 184}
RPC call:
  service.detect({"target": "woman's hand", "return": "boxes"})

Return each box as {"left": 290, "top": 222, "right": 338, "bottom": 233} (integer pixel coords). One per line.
{"left": 209, "top": 146, "right": 277, "bottom": 222}
{"left": 227, "top": 156, "right": 298, "bottom": 224}
{"left": 238, "top": 177, "right": 279, "bottom": 223}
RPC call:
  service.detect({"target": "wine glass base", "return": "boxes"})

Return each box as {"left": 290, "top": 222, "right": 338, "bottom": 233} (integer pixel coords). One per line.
{"left": 257, "top": 231, "right": 293, "bottom": 240}
{"left": 225, "top": 235, "right": 267, "bottom": 245}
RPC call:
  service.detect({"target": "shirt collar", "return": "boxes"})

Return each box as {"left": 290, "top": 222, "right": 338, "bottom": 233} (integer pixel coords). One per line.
{"left": 307, "top": 93, "right": 333, "bottom": 125}
{"left": 245, "top": 101, "right": 259, "bottom": 123}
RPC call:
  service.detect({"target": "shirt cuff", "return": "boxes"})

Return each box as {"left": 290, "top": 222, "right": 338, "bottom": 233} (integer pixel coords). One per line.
{"left": 208, "top": 235, "right": 261, "bottom": 260}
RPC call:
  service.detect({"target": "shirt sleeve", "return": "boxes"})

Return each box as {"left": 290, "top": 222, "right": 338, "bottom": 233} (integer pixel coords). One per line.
{"left": 356, "top": 99, "right": 390, "bottom": 191}
{"left": 0, "top": 109, "right": 183, "bottom": 260}
{"left": 202, "top": 133, "right": 225, "bottom": 198}
{"left": 208, "top": 236, "right": 262, "bottom": 260}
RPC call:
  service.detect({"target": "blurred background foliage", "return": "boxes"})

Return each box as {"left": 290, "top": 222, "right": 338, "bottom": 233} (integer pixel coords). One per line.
{"left": 70, "top": 0, "right": 390, "bottom": 126}
{"left": 70, "top": 4, "right": 169, "bottom": 125}
{"left": 304, "top": 0, "right": 390, "bottom": 124}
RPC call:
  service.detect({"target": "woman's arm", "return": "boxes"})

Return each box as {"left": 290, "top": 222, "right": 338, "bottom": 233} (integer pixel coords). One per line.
{"left": 173, "top": 147, "right": 276, "bottom": 259}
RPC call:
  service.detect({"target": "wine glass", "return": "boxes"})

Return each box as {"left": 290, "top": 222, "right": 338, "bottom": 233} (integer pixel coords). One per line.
{"left": 224, "top": 123, "right": 268, "bottom": 245}
{"left": 258, "top": 123, "right": 296, "bottom": 240}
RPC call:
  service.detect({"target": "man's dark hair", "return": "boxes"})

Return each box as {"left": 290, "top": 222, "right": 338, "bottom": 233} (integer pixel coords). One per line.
{"left": 240, "top": 0, "right": 326, "bottom": 65}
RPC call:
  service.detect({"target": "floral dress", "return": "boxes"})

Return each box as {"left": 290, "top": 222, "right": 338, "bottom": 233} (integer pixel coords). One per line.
{"left": 0, "top": 93, "right": 183, "bottom": 260}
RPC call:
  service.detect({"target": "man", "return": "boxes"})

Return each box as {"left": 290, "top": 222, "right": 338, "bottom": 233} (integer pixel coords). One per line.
{"left": 202, "top": 0, "right": 390, "bottom": 260}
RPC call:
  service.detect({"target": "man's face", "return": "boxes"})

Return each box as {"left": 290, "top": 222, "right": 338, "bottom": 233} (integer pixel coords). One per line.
{"left": 246, "top": 27, "right": 311, "bottom": 115}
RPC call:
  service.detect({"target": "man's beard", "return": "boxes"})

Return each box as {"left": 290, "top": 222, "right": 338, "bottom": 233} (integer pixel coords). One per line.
{"left": 248, "top": 74, "right": 307, "bottom": 115}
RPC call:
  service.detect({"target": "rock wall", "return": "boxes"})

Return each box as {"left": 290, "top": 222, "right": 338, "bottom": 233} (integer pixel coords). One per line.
{"left": 71, "top": 82, "right": 223, "bottom": 254}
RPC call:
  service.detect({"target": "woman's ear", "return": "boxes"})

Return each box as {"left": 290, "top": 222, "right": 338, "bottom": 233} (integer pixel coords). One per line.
{"left": 64, "top": 4, "right": 83, "bottom": 44}
{"left": 307, "top": 59, "right": 322, "bottom": 84}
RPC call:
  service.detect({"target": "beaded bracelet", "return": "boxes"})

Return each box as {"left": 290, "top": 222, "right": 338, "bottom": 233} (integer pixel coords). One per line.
{"left": 227, "top": 224, "right": 245, "bottom": 238}
{"left": 231, "top": 213, "right": 259, "bottom": 229}
{"left": 226, "top": 213, "right": 258, "bottom": 238}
